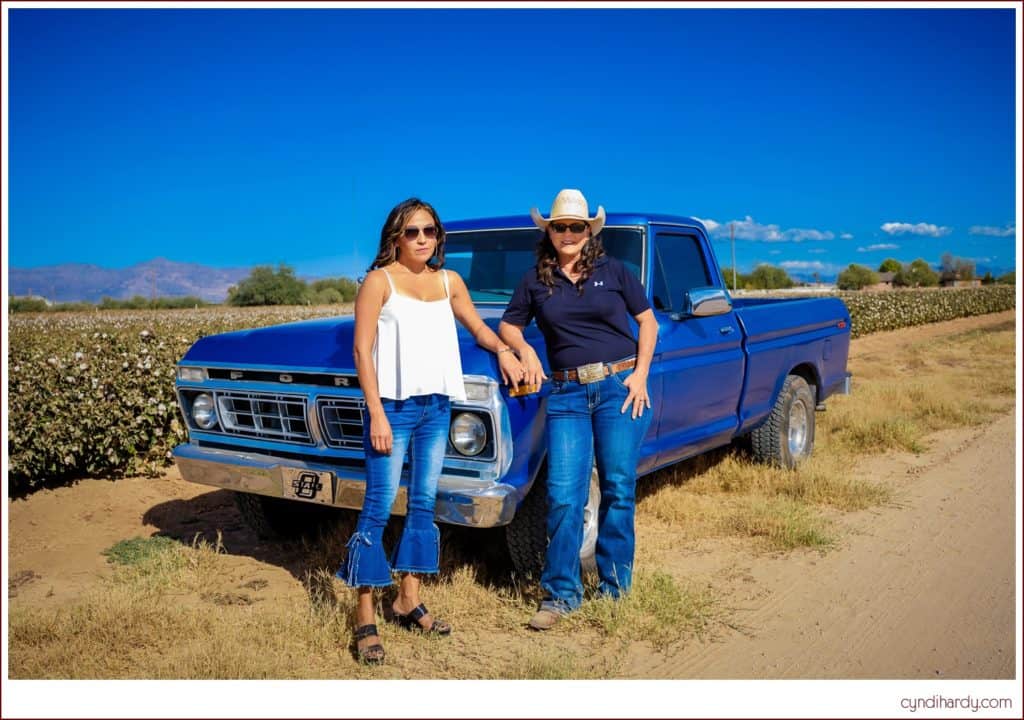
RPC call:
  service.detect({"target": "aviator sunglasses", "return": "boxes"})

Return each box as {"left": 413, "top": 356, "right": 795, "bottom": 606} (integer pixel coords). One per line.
{"left": 550, "top": 221, "right": 588, "bottom": 234}
{"left": 403, "top": 225, "right": 438, "bottom": 240}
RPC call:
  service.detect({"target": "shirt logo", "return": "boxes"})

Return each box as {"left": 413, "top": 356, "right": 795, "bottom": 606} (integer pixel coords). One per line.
{"left": 593, "top": 280, "right": 604, "bottom": 287}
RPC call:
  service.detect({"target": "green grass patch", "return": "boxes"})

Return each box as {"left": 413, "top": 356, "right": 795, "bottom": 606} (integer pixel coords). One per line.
{"left": 102, "top": 536, "right": 180, "bottom": 567}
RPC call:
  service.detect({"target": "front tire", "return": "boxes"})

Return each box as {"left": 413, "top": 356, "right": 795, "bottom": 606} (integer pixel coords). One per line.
{"left": 751, "top": 374, "right": 816, "bottom": 468}
{"left": 233, "top": 492, "right": 339, "bottom": 540}
{"left": 505, "top": 466, "right": 600, "bottom": 578}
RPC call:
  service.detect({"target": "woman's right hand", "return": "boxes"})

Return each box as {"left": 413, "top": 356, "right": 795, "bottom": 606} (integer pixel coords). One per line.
{"left": 369, "top": 412, "right": 392, "bottom": 455}
{"left": 496, "top": 350, "right": 525, "bottom": 387}
{"left": 519, "top": 344, "right": 548, "bottom": 387}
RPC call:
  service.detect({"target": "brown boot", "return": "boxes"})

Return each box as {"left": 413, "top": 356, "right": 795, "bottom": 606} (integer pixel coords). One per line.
{"left": 528, "top": 608, "right": 563, "bottom": 631}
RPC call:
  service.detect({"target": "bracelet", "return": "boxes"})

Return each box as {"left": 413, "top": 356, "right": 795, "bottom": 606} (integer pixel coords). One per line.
{"left": 497, "top": 346, "right": 515, "bottom": 355}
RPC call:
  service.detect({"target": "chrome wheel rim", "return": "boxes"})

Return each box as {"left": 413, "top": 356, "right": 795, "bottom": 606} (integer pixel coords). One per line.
{"left": 788, "top": 398, "right": 808, "bottom": 458}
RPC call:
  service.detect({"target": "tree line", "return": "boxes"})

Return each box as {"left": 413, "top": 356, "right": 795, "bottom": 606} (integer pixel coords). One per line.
{"left": 9, "top": 255, "right": 1016, "bottom": 313}
{"left": 836, "top": 253, "right": 1016, "bottom": 291}
{"left": 8, "top": 295, "right": 210, "bottom": 313}
{"left": 225, "top": 264, "right": 358, "bottom": 306}
{"left": 720, "top": 265, "right": 796, "bottom": 290}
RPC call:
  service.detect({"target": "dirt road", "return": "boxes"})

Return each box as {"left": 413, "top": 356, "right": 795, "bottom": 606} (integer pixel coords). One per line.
{"left": 6, "top": 312, "right": 1019, "bottom": 679}
{"left": 629, "top": 410, "right": 1017, "bottom": 678}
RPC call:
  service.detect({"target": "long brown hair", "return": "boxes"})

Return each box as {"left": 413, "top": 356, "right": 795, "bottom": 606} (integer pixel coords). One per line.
{"left": 536, "top": 227, "right": 606, "bottom": 293}
{"left": 368, "top": 198, "right": 447, "bottom": 271}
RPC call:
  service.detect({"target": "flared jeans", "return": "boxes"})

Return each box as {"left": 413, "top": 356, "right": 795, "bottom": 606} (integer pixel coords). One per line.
{"left": 337, "top": 393, "right": 450, "bottom": 587}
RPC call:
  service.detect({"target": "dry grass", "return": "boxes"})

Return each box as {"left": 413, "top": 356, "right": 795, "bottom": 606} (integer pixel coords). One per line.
{"left": 571, "top": 570, "right": 721, "bottom": 652}
{"left": 8, "top": 314, "right": 1016, "bottom": 679}
{"left": 8, "top": 529, "right": 626, "bottom": 679}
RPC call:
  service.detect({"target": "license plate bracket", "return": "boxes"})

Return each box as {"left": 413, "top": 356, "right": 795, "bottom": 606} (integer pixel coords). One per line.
{"left": 282, "top": 468, "right": 334, "bottom": 505}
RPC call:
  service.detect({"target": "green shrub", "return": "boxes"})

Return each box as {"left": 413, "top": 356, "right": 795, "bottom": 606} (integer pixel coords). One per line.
{"left": 837, "top": 264, "right": 879, "bottom": 290}
{"left": 7, "top": 306, "right": 345, "bottom": 494}
{"left": 227, "top": 264, "right": 310, "bottom": 306}
{"left": 9, "top": 297, "right": 50, "bottom": 313}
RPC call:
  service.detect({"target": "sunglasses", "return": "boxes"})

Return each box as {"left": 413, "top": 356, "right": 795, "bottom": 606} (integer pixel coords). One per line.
{"left": 403, "top": 225, "right": 438, "bottom": 240}
{"left": 550, "top": 222, "right": 588, "bottom": 234}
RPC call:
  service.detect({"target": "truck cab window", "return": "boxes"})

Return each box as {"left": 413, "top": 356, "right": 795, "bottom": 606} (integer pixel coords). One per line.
{"left": 445, "top": 227, "right": 645, "bottom": 302}
{"left": 652, "top": 232, "right": 711, "bottom": 312}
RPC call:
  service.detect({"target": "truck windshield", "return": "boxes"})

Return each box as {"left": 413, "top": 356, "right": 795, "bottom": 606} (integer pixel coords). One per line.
{"left": 445, "top": 227, "right": 645, "bottom": 303}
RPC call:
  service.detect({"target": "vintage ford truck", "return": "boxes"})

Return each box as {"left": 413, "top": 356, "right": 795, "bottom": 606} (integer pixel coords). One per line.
{"left": 173, "top": 213, "right": 852, "bottom": 575}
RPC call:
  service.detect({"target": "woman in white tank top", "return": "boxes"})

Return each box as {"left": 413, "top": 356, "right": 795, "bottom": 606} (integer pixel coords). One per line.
{"left": 338, "top": 198, "right": 524, "bottom": 665}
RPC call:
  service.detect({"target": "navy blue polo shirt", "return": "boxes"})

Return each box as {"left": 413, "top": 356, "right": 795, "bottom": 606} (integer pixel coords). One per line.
{"left": 502, "top": 256, "right": 651, "bottom": 370}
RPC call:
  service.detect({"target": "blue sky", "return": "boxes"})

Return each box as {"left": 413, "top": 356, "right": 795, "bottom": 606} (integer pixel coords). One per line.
{"left": 6, "top": 5, "right": 1020, "bottom": 281}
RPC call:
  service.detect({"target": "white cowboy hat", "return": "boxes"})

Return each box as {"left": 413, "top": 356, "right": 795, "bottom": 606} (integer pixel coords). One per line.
{"left": 530, "top": 188, "right": 606, "bottom": 236}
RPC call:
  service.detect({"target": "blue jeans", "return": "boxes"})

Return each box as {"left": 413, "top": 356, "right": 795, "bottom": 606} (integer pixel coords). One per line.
{"left": 337, "top": 393, "right": 450, "bottom": 587}
{"left": 540, "top": 368, "right": 653, "bottom": 613}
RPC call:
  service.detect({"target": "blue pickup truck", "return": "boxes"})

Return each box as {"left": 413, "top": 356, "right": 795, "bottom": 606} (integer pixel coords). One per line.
{"left": 172, "top": 213, "right": 852, "bottom": 575}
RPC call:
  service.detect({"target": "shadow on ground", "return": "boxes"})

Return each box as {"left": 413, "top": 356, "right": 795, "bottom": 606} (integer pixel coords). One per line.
{"left": 142, "top": 490, "right": 520, "bottom": 593}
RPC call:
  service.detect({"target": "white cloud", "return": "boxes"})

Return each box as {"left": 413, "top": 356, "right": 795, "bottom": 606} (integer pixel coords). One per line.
{"left": 785, "top": 228, "right": 835, "bottom": 242}
{"left": 968, "top": 225, "right": 1015, "bottom": 237}
{"left": 840, "top": 232, "right": 854, "bottom": 240}
{"left": 693, "top": 217, "right": 720, "bottom": 233}
{"left": 768, "top": 250, "right": 782, "bottom": 255}
{"left": 700, "top": 215, "right": 834, "bottom": 243}
{"left": 807, "top": 248, "right": 828, "bottom": 254}
{"left": 780, "top": 260, "right": 833, "bottom": 271}
{"left": 857, "top": 243, "right": 900, "bottom": 252}
{"left": 880, "top": 221, "right": 951, "bottom": 237}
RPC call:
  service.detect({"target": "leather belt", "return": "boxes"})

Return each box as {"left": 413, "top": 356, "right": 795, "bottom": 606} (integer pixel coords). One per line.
{"left": 551, "top": 357, "right": 637, "bottom": 384}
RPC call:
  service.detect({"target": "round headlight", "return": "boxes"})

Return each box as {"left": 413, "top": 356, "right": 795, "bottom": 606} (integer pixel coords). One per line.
{"left": 191, "top": 393, "right": 217, "bottom": 430}
{"left": 449, "top": 412, "right": 487, "bottom": 456}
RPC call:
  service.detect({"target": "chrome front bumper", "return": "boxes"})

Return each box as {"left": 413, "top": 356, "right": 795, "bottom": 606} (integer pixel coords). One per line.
{"left": 173, "top": 444, "right": 520, "bottom": 528}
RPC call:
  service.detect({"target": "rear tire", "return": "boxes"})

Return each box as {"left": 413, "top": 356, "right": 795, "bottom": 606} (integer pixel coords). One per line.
{"left": 505, "top": 467, "right": 600, "bottom": 578}
{"left": 751, "top": 374, "right": 816, "bottom": 469}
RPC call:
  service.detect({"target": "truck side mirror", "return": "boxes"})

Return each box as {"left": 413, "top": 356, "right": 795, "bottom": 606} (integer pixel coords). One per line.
{"left": 673, "top": 287, "right": 733, "bottom": 320}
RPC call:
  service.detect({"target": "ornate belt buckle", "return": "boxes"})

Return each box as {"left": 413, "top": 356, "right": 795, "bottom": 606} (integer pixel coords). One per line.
{"left": 576, "top": 362, "right": 605, "bottom": 384}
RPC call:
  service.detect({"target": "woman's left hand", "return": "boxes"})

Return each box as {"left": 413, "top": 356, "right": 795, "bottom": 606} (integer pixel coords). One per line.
{"left": 620, "top": 371, "right": 651, "bottom": 419}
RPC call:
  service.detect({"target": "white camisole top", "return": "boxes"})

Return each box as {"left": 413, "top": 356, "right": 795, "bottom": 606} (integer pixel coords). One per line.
{"left": 373, "top": 269, "right": 467, "bottom": 401}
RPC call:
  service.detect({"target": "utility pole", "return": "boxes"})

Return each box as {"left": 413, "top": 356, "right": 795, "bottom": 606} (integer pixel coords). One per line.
{"left": 730, "top": 222, "right": 736, "bottom": 291}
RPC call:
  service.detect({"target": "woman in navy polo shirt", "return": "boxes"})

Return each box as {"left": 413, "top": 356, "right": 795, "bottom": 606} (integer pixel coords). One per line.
{"left": 499, "top": 188, "right": 658, "bottom": 631}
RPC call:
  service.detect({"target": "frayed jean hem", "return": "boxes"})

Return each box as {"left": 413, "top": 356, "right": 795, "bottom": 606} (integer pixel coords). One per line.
{"left": 337, "top": 531, "right": 393, "bottom": 588}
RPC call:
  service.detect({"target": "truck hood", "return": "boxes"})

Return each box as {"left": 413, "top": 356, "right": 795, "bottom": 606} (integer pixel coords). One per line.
{"left": 180, "top": 306, "right": 547, "bottom": 376}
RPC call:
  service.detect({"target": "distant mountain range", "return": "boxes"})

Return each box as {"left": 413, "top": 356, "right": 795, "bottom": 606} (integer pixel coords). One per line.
{"left": 9, "top": 258, "right": 255, "bottom": 304}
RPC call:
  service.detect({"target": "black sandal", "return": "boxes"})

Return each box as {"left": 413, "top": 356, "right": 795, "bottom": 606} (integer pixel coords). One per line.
{"left": 390, "top": 603, "right": 452, "bottom": 636}
{"left": 354, "top": 624, "right": 385, "bottom": 665}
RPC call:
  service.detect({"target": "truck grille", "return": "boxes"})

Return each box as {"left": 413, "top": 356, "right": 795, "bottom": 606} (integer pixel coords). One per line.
{"left": 215, "top": 391, "right": 312, "bottom": 444}
{"left": 317, "top": 397, "right": 366, "bottom": 449}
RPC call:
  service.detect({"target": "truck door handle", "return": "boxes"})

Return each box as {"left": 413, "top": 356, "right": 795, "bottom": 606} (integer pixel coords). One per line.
{"left": 719, "top": 326, "right": 735, "bottom": 335}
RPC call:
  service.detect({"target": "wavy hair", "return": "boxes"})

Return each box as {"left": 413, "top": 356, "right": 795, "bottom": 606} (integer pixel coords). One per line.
{"left": 535, "top": 227, "right": 606, "bottom": 293}
{"left": 368, "top": 198, "right": 447, "bottom": 271}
